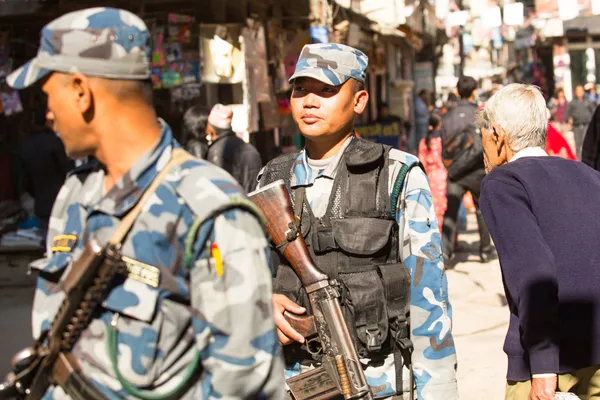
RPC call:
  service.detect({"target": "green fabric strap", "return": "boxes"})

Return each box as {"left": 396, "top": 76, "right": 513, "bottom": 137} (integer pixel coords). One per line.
{"left": 183, "top": 197, "right": 266, "bottom": 270}
{"left": 107, "top": 315, "right": 200, "bottom": 400}
{"left": 390, "top": 164, "right": 411, "bottom": 217}
{"left": 106, "top": 198, "right": 265, "bottom": 399}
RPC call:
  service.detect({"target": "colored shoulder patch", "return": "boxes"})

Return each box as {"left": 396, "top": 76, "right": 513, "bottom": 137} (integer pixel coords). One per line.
{"left": 388, "top": 148, "right": 420, "bottom": 167}
{"left": 121, "top": 256, "right": 160, "bottom": 288}
{"left": 51, "top": 234, "right": 77, "bottom": 253}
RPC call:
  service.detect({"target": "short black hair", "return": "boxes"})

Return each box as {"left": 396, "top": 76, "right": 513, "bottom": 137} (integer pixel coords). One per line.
{"left": 182, "top": 105, "right": 211, "bottom": 142}
{"left": 99, "top": 78, "right": 154, "bottom": 105}
{"left": 457, "top": 76, "right": 478, "bottom": 99}
{"left": 429, "top": 113, "right": 442, "bottom": 129}
{"left": 352, "top": 78, "right": 365, "bottom": 93}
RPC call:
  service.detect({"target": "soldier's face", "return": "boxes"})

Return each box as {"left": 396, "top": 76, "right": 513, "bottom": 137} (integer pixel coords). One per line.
{"left": 42, "top": 73, "right": 96, "bottom": 158}
{"left": 291, "top": 77, "right": 368, "bottom": 141}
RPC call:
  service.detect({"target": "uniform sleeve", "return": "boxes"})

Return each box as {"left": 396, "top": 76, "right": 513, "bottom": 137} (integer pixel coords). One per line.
{"left": 480, "top": 175, "right": 559, "bottom": 375}
{"left": 190, "top": 209, "right": 286, "bottom": 399}
{"left": 397, "top": 166, "right": 458, "bottom": 400}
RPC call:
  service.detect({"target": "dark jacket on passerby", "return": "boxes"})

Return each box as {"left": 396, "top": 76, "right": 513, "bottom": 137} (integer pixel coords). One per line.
{"left": 480, "top": 157, "right": 600, "bottom": 381}
{"left": 185, "top": 138, "right": 209, "bottom": 159}
{"left": 18, "top": 129, "right": 74, "bottom": 230}
{"left": 566, "top": 98, "right": 595, "bottom": 126}
{"left": 206, "top": 130, "right": 262, "bottom": 193}
{"left": 441, "top": 99, "right": 485, "bottom": 181}
{"left": 582, "top": 105, "right": 600, "bottom": 171}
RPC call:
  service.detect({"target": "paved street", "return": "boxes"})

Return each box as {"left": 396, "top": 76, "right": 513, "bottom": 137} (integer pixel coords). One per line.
{"left": 0, "top": 212, "right": 508, "bottom": 398}
{"left": 448, "top": 212, "right": 509, "bottom": 400}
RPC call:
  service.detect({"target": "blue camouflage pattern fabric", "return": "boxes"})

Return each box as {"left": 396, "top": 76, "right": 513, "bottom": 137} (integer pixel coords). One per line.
{"left": 288, "top": 43, "right": 368, "bottom": 86}
{"left": 7, "top": 7, "right": 151, "bottom": 89}
{"left": 30, "top": 121, "right": 286, "bottom": 399}
{"left": 258, "top": 136, "right": 458, "bottom": 399}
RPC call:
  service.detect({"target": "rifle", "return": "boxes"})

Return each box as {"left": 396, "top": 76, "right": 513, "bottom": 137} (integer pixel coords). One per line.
{"left": 0, "top": 241, "right": 124, "bottom": 400}
{"left": 249, "top": 180, "right": 373, "bottom": 400}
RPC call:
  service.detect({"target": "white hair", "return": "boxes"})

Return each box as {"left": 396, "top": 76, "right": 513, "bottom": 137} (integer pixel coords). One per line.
{"left": 476, "top": 84, "right": 548, "bottom": 152}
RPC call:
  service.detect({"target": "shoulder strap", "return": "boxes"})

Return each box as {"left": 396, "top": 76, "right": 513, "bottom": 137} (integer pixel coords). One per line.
{"left": 183, "top": 197, "right": 265, "bottom": 270}
{"left": 109, "top": 148, "right": 194, "bottom": 246}
{"left": 390, "top": 163, "right": 412, "bottom": 217}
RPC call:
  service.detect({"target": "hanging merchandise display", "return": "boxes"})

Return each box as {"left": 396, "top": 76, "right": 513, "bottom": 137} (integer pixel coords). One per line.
{"left": 149, "top": 14, "right": 200, "bottom": 90}
{"left": 200, "top": 24, "right": 245, "bottom": 84}
{"left": 1, "top": 87, "right": 23, "bottom": 116}
{"left": 242, "top": 21, "right": 271, "bottom": 104}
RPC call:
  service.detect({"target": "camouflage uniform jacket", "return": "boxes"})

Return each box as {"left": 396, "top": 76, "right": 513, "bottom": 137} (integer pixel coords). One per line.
{"left": 30, "top": 122, "right": 286, "bottom": 399}
{"left": 258, "top": 137, "right": 458, "bottom": 400}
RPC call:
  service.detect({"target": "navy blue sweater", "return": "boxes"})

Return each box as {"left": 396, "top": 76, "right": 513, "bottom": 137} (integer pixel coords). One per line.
{"left": 480, "top": 156, "right": 600, "bottom": 381}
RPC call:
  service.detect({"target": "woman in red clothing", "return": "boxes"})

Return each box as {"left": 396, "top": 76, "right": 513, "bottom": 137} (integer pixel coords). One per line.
{"left": 418, "top": 113, "right": 447, "bottom": 232}
{"left": 546, "top": 121, "right": 576, "bottom": 160}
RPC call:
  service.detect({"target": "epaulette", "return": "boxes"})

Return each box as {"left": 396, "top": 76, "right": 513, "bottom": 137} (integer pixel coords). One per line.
{"left": 388, "top": 148, "right": 420, "bottom": 168}
{"left": 172, "top": 160, "right": 244, "bottom": 220}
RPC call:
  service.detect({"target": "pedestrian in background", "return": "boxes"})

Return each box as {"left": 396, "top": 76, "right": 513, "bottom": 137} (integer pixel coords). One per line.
{"left": 205, "top": 104, "right": 263, "bottom": 193}
{"left": 412, "top": 89, "right": 430, "bottom": 153}
{"left": 182, "top": 105, "right": 210, "bottom": 159}
{"left": 567, "top": 84, "right": 595, "bottom": 160}
{"left": 548, "top": 88, "right": 568, "bottom": 133}
{"left": 441, "top": 75, "right": 494, "bottom": 265}
{"left": 478, "top": 83, "right": 600, "bottom": 400}
{"left": 586, "top": 83, "right": 600, "bottom": 105}
{"left": 582, "top": 104, "right": 600, "bottom": 172}
{"left": 419, "top": 113, "right": 447, "bottom": 232}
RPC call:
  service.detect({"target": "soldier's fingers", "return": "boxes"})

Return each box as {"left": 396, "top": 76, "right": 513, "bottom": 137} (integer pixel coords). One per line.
{"left": 274, "top": 295, "right": 306, "bottom": 314}
{"left": 274, "top": 311, "right": 305, "bottom": 344}
{"left": 276, "top": 329, "right": 294, "bottom": 346}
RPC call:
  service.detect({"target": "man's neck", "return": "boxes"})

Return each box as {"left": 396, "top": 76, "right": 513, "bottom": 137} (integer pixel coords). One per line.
{"left": 95, "top": 110, "right": 162, "bottom": 192}
{"left": 305, "top": 132, "right": 352, "bottom": 160}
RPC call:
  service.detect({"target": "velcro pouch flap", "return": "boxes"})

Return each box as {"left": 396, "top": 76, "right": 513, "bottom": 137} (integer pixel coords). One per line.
{"left": 332, "top": 218, "right": 394, "bottom": 255}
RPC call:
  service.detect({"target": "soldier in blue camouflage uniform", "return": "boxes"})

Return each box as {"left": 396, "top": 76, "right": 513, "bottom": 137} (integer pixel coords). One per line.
{"left": 7, "top": 8, "right": 285, "bottom": 399}
{"left": 258, "top": 44, "right": 458, "bottom": 399}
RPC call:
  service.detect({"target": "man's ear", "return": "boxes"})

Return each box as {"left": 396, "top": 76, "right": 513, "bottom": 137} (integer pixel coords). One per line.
{"left": 70, "top": 73, "right": 94, "bottom": 116}
{"left": 354, "top": 89, "right": 369, "bottom": 115}
{"left": 492, "top": 124, "right": 508, "bottom": 156}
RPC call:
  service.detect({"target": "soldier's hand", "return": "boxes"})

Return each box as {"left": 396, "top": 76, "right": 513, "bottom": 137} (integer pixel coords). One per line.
{"left": 528, "top": 376, "right": 557, "bottom": 400}
{"left": 272, "top": 294, "right": 306, "bottom": 345}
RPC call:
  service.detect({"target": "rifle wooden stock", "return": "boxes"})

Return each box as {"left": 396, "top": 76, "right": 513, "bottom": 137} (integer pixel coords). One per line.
{"left": 249, "top": 180, "right": 328, "bottom": 288}
{"left": 283, "top": 311, "right": 317, "bottom": 338}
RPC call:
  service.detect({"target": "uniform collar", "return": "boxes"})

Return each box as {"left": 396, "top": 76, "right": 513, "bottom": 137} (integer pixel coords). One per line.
{"left": 510, "top": 146, "right": 548, "bottom": 163}
{"left": 291, "top": 135, "right": 353, "bottom": 188}
{"left": 85, "top": 120, "right": 178, "bottom": 217}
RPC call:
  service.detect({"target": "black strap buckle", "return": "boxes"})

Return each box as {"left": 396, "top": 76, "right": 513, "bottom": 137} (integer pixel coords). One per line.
{"left": 365, "top": 325, "right": 382, "bottom": 352}
{"left": 391, "top": 318, "right": 414, "bottom": 353}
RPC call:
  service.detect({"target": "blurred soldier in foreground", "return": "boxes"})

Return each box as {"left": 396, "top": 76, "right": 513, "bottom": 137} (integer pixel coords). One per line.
{"left": 258, "top": 43, "right": 457, "bottom": 399}
{"left": 4, "top": 7, "right": 284, "bottom": 399}
{"left": 478, "top": 83, "right": 600, "bottom": 400}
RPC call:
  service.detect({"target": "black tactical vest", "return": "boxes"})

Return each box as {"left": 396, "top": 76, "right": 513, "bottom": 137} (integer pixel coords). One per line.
{"left": 260, "top": 138, "right": 413, "bottom": 366}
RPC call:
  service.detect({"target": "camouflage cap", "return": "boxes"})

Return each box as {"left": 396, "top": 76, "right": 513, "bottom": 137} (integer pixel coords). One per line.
{"left": 7, "top": 7, "right": 151, "bottom": 89}
{"left": 289, "top": 43, "right": 368, "bottom": 86}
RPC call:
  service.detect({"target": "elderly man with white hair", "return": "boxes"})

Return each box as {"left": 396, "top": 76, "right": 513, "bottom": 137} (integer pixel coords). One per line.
{"left": 477, "top": 83, "right": 600, "bottom": 400}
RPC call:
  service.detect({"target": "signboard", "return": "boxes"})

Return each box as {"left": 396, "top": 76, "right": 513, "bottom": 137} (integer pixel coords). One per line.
{"left": 481, "top": 6, "right": 502, "bottom": 28}
{"left": 446, "top": 10, "right": 469, "bottom": 27}
{"left": 355, "top": 121, "right": 403, "bottom": 148}
{"left": 504, "top": 2, "right": 524, "bottom": 26}
{"left": 414, "top": 62, "right": 435, "bottom": 93}
{"left": 558, "top": 0, "right": 579, "bottom": 21}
